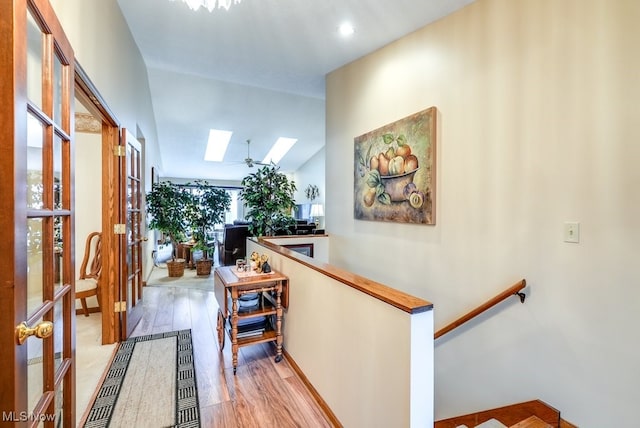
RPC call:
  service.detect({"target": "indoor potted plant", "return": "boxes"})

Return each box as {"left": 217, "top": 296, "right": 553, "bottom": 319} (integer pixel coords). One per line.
{"left": 185, "top": 180, "right": 231, "bottom": 276}
{"left": 146, "top": 181, "right": 191, "bottom": 277}
{"left": 240, "top": 164, "right": 297, "bottom": 237}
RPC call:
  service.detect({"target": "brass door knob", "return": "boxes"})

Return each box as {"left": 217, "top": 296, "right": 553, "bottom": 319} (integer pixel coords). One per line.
{"left": 15, "top": 321, "right": 54, "bottom": 345}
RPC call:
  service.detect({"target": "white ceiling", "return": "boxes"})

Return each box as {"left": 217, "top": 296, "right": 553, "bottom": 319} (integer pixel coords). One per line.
{"left": 117, "top": 0, "right": 475, "bottom": 181}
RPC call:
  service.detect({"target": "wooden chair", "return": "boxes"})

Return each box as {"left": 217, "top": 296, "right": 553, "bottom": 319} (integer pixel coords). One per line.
{"left": 76, "top": 231, "right": 102, "bottom": 316}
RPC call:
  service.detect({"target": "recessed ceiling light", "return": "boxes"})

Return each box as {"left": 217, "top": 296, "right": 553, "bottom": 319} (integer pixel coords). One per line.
{"left": 339, "top": 22, "right": 355, "bottom": 37}
{"left": 262, "top": 137, "right": 297, "bottom": 165}
{"left": 204, "top": 129, "right": 233, "bottom": 162}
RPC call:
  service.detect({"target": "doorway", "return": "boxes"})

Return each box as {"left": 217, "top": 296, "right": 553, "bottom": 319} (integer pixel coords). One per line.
{"left": 74, "top": 64, "right": 123, "bottom": 345}
{"left": 72, "top": 94, "right": 118, "bottom": 418}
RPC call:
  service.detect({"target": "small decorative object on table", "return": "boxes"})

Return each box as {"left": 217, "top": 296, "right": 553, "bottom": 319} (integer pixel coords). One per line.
{"left": 250, "top": 251, "right": 260, "bottom": 271}
{"left": 249, "top": 251, "right": 271, "bottom": 273}
{"left": 261, "top": 255, "right": 271, "bottom": 273}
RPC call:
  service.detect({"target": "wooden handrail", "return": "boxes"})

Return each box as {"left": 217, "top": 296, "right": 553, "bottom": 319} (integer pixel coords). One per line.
{"left": 434, "top": 279, "right": 526, "bottom": 339}
{"left": 255, "top": 237, "right": 433, "bottom": 314}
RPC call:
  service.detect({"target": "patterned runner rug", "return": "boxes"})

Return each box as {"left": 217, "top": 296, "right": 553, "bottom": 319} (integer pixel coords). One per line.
{"left": 83, "top": 330, "right": 200, "bottom": 427}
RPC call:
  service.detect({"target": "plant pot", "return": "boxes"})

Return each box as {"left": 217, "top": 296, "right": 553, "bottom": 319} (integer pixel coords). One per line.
{"left": 196, "top": 259, "right": 213, "bottom": 276}
{"left": 167, "top": 258, "right": 185, "bottom": 277}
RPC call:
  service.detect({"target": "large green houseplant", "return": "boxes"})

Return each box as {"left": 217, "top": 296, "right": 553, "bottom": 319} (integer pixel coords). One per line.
{"left": 240, "top": 164, "right": 297, "bottom": 237}
{"left": 185, "top": 180, "right": 231, "bottom": 275}
{"left": 146, "top": 181, "right": 191, "bottom": 276}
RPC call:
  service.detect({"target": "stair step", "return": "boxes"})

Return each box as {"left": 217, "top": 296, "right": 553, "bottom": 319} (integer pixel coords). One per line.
{"left": 436, "top": 400, "right": 561, "bottom": 428}
{"left": 510, "top": 416, "right": 553, "bottom": 428}
{"left": 456, "top": 419, "right": 507, "bottom": 428}
{"left": 455, "top": 415, "right": 554, "bottom": 428}
{"left": 476, "top": 419, "right": 507, "bottom": 427}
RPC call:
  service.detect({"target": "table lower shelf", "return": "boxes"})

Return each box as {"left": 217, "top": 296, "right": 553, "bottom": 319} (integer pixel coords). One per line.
{"left": 228, "top": 328, "right": 277, "bottom": 347}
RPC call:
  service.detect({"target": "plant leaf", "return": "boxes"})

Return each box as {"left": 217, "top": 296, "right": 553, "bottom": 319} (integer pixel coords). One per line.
{"left": 378, "top": 192, "right": 391, "bottom": 205}
{"left": 366, "top": 170, "right": 381, "bottom": 188}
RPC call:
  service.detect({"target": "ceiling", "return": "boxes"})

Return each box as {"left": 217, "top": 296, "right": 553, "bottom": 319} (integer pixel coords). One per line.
{"left": 116, "top": 0, "right": 475, "bottom": 181}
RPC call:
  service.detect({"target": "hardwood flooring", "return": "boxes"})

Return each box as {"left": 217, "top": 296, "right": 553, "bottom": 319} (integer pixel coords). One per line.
{"left": 131, "top": 284, "right": 333, "bottom": 428}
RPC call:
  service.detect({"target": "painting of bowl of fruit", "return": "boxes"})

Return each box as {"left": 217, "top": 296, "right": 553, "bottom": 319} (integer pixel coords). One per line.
{"left": 380, "top": 169, "right": 420, "bottom": 202}
{"left": 354, "top": 107, "right": 437, "bottom": 225}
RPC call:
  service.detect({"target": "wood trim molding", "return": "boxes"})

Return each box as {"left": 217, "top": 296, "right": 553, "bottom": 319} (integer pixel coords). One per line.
{"left": 283, "top": 348, "right": 342, "bottom": 427}
{"left": 74, "top": 62, "right": 119, "bottom": 126}
{"left": 75, "top": 112, "right": 101, "bottom": 134}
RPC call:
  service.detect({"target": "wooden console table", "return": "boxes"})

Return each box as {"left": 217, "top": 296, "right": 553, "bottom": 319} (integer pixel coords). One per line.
{"left": 180, "top": 242, "right": 195, "bottom": 268}
{"left": 213, "top": 266, "right": 288, "bottom": 374}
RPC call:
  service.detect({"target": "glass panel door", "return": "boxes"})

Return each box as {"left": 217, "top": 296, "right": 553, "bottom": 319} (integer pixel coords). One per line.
{"left": 120, "top": 129, "right": 144, "bottom": 338}
{"left": 0, "top": 1, "right": 76, "bottom": 425}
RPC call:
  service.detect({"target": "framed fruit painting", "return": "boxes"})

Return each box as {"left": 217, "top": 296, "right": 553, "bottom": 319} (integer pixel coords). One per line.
{"left": 354, "top": 107, "right": 437, "bottom": 224}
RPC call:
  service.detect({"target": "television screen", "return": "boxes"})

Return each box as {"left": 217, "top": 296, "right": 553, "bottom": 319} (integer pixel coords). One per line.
{"left": 294, "top": 203, "right": 311, "bottom": 220}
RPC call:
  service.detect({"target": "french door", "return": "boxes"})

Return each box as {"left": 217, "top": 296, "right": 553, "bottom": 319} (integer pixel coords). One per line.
{"left": 0, "top": 0, "right": 77, "bottom": 426}
{"left": 119, "top": 129, "right": 144, "bottom": 339}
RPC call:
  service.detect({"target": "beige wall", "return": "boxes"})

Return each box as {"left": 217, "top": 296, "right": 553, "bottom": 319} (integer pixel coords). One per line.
{"left": 326, "top": 0, "right": 639, "bottom": 425}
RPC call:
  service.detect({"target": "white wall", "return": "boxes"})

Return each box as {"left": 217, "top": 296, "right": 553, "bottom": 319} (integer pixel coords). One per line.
{"left": 74, "top": 131, "right": 102, "bottom": 309}
{"left": 326, "top": 0, "right": 640, "bottom": 426}
{"left": 75, "top": 131, "right": 102, "bottom": 276}
{"left": 50, "top": 0, "right": 162, "bottom": 284}
{"left": 293, "top": 147, "right": 326, "bottom": 205}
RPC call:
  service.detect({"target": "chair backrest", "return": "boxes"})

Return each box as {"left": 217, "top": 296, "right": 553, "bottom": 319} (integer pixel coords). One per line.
{"left": 79, "top": 232, "right": 102, "bottom": 280}
{"left": 223, "top": 225, "right": 250, "bottom": 265}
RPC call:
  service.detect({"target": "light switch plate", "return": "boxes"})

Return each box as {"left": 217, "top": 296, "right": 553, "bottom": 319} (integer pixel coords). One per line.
{"left": 564, "top": 222, "right": 580, "bottom": 243}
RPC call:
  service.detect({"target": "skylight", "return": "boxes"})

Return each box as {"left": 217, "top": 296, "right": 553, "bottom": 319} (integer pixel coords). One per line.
{"left": 204, "top": 129, "right": 232, "bottom": 162}
{"left": 262, "top": 137, "right": 297, "bottom": 165}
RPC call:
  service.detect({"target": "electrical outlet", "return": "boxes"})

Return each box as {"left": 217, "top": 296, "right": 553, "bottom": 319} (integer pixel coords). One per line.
{"left": 564, "top": 222, "right": 580, "bottom": 243}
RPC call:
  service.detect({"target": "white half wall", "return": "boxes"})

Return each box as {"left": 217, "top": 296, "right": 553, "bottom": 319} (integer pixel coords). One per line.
{"left": 247, "top": 239, "right": 434, "bottom": 427}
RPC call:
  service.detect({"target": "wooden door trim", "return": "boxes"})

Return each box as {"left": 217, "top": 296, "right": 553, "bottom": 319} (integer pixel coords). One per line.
{"left": 74, "top": 63, "right": 118, "bottom": 127}
{"left": 74, "top": 62, "right": 120, "bottom": 345}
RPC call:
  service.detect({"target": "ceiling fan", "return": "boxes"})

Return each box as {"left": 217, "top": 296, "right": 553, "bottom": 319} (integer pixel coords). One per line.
{"left": 240, "top": 139, "right": 268, "bottom": 168}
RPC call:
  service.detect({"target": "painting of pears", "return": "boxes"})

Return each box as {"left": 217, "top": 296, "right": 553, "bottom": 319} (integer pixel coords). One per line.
{"left": 354, "top": 107, "right": 436, "bottom": 225}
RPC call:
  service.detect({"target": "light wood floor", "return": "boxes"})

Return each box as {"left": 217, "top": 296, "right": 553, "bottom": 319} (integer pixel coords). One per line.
{"left": 130, "top": 284, "right": 334, "bottom": 428}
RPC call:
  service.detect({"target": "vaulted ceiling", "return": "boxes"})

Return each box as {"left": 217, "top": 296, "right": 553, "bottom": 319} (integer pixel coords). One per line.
{"left": 117, "top": 0, "right": 475, "bottom": 181}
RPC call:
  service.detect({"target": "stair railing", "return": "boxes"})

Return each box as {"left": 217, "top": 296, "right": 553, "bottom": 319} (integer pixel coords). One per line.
{"left": 434, "top": 279, "right": 526, "bottom": 339}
